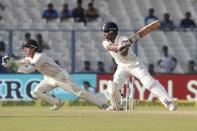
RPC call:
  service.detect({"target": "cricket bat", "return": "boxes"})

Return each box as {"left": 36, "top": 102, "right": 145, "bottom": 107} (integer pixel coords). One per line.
{"left": 119, "top": 20, "right": 160, "bottom": 50}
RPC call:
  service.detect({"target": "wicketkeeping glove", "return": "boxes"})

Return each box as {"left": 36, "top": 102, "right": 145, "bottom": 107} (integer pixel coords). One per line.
{"left": 1, "top": 54, "right": 10, "bottom": 67}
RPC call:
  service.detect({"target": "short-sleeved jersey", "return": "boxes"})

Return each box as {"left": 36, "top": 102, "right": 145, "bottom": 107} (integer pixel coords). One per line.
{"left": 102, "top": 35, "right": 137, "bottom": 66}
{"left": 42, "top": 9, "right": 59, "bottom": 18}
{"left": 18, "top": 52, "right": 63, "bottom": 78}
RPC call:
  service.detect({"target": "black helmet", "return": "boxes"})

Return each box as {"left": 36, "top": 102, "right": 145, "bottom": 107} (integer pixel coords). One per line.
{"left": 21, "top": 39, "right": 39, "bottom": 51}
{"left": 102, "top": 22, "right": 118, "bottom": 34}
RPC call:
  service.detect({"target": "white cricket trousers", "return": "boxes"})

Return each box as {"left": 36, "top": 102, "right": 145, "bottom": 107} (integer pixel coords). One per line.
{"left": 31, "top": 70, "right": 105, "bottom": 107}
{"left": 113, "top": 58, "right": 173, "bottom": 103}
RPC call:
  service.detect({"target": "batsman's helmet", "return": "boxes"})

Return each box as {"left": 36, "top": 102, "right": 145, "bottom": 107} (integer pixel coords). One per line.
{"left": 21, "top": 39, "right": 39, "bottom": 51}
{"left": 102, "top": 22, "right": 118, "bottom": 35}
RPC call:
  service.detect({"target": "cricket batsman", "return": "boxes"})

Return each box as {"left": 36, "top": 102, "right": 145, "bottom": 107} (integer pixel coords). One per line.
{"left": 2, "top": 39, "right": 108, "bottom": 110}
{"left": 102, "top": 21, "right": 177, "bottom": 111}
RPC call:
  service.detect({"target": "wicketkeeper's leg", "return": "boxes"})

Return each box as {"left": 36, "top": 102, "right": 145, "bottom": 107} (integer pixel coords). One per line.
{"left": 31, "top": 80, "right": 61, "bottom": 105}
{"left": 57, "top": 79, "right": 108, "bottom": 109}
{"left": 79, "top": 88, "right": 108, "bottom": 109}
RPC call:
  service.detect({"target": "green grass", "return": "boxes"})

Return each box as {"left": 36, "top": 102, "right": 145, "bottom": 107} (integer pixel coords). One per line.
{"left": 0, "top": 106, "right": 197, "bottom": 131}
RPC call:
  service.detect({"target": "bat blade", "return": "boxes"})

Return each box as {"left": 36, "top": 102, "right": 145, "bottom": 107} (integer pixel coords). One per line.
{"left": 137, "top": 20, "right": 160, "bottom": 37}
{"left": 129, "top": 20, "right": 160, "bottom": 43}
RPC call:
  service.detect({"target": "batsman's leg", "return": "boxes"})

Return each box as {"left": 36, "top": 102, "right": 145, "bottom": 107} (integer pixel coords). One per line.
{"left": 108, "top": 67, "right": 130, "bottom": 111}
{"left": 125, "top": 80, "right": 131, "bottom": 110}
{"left": 107, "top": 80, "right": 121, "bottom": 111}
{"left": 138, "top": 74, "right": 176, "bottom": 111}
{"left": 149, "top": 81, "right": 177, "bottom": 111}
{"left": 130, "top": 59, "right": 177, "bottom": 111}
{"left": 120, "top": 86, "right": 124, "bottom": 108}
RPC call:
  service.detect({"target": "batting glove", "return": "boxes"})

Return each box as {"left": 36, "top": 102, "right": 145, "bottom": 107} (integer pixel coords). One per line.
{"left": 118, "top": 40, "right": 129, "bottom": 51}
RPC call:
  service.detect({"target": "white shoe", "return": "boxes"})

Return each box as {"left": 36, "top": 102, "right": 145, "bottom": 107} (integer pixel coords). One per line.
{"left": 107, "top": 105, "right": 116, "bottom": 111}
{"left": 168, "top": 102, "right": 177, "bottom": 111}
{"left": 162, "top": 101, "right": 177, "bottom": 111}
{"left": 99, "top": 104, "right": 109, "bottom": 109}
{"left": 50, "top": 101, "right": 64, "bottom": 111}
{"left": 106, "top": 105, "right": 124, "bottom": 111}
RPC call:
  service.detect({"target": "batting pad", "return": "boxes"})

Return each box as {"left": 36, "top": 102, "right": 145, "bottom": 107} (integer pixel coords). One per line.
{"left": 107, "top": 81, "right": 121, "bottom": 110}
{"left": 150, "top": 81, "right": 173, "bottom": 104}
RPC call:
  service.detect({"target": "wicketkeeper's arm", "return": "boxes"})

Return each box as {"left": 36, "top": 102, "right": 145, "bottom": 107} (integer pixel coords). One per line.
{"left": 18, "top": 55, "right": 44, "bottom": 73}
{"left": 1, "top": 55, "right": 34, "bottom": 72}
{"left": 1, "top": 54, "right": 11, "bottom": 67}
{"left": 18, "top": 63, "right": 38, "bottom": 73}
{"left": 2, "top": 54, "right": 43, "bottom": 74}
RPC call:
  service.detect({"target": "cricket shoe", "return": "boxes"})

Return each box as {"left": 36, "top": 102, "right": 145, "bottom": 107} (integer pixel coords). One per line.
{"left": 162, "top": 101, "right": 177, "bottom": 111}
{"left": 99, "top": 104, "right": 109, "bottom": 109}
{"left": 167, "top": 102, "right": 177, "bottom": 111}
{"left": 106, "top": 105, "right": 124, "bottom": 111}
{"left": 50, "top": 101, "right": 65, "bottom": 111}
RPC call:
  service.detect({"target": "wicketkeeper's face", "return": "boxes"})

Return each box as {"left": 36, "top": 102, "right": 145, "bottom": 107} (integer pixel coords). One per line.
{"left": 22, "top": 47, "right": 35, "bottom": 57}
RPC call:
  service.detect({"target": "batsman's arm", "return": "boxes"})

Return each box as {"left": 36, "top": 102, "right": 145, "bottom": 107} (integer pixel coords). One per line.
{"left": 103, "top": 39, "right": 129, "bottom": 55}
{"left": 118, "top": 20, "right": 160, "bottom": 50}
{"left": 106, "top": 44, "right": 119, "bottom": 52}
{"left": 120, "top": 47, "right": 129, "bottom": 56}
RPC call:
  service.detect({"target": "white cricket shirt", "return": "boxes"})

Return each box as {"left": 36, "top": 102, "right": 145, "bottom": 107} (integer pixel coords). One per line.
{"left": 103, "top": 35, "right": 137, "bottom": 66}
{"left": 18, "top": 52, "right": 63, "bottom": 77}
